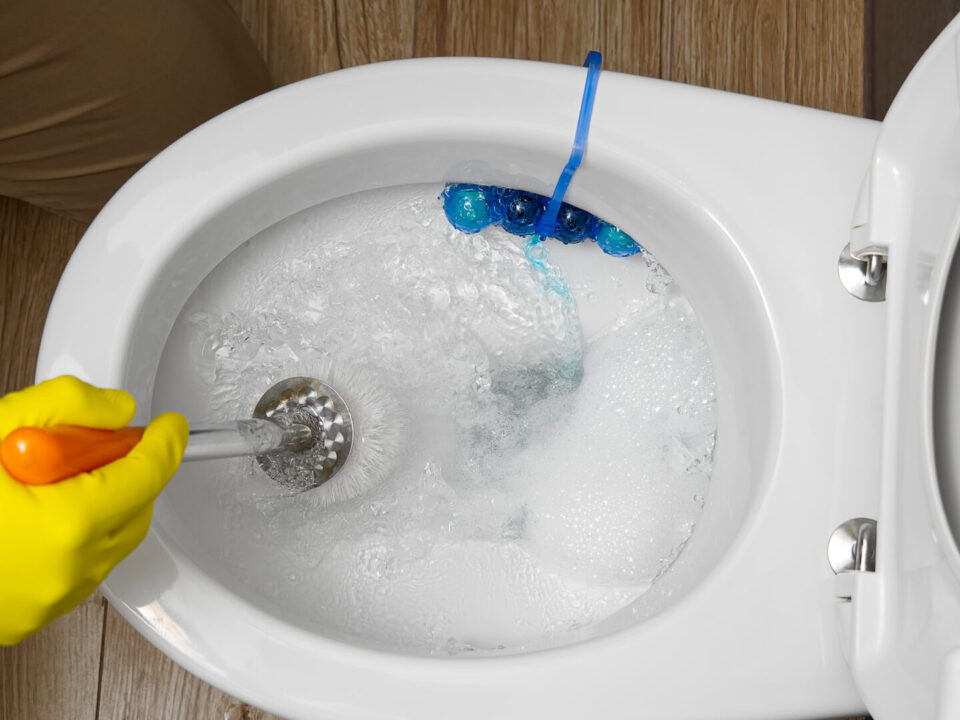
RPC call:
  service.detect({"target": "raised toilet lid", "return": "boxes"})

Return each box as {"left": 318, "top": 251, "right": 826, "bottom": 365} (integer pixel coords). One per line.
{"left": 839, "top": 12, "right": 960, "bottom": 720}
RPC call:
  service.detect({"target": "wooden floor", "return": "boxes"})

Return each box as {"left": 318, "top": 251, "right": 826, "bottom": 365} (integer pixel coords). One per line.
{"left": 0, "top": 1, "right": 868, "bottom": 718}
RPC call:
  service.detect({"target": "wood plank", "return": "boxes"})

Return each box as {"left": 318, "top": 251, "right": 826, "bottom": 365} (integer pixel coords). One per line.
{"left": 597, "top": 0, "right": 662, "bottom": 77}
{"left": 415, "top": 0, "right": 600, "bottom": 65}
{"left": 97, "top": 606, "right": 281, "bottom": 720}
{"left": 667, "top": 0, "right": 864, "bottom": 115}
{"left": 667, "top": 0, "right": 791, "bottom": 101}
{"left": 336, "top": 0, "right": 417, "bottom": 66}
{"left": 787, "top": 0, "right": 864, "bottom": 116}
{"left": 412, "top": 0, "right": 661, "bottom": 77}
{"left": 0, "top": 594, "right": 104, "bottom": 720}
{"left": 412, "top": 0, "right": 662, "bottom": 77}
{"left": 226, "top": 0, "right": 341, "bottom": 85}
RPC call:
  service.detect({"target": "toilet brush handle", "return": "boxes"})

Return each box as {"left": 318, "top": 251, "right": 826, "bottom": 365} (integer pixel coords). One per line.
{"left": 1, "top": 425, "right": 146, "bottom": 485}
{"left": 1, "top": 420, "right": 314, "bottom": 486}
{"left": 181, "top": 419, "right": 314, "bottom": 462}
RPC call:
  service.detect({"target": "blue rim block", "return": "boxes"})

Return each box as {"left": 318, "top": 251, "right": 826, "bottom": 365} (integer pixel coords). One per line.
{"left": 596, "top": 222, "right": 644, "bottom": 257}
{"left": 442, "top": 184, "right": 497, "bottom": 233}
{"left": 551, "top": 203, "right": 598, "bottom": 244}
{"left": 441, "top": 184, "right": 643, "bottom": 258}
{"left": 499, "top": 189, "right": 546, "bottom": 236}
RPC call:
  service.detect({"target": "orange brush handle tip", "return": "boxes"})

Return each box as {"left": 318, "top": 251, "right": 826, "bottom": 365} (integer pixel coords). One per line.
{"left": 0, "top": 425, "right": 145, "bottom": 485}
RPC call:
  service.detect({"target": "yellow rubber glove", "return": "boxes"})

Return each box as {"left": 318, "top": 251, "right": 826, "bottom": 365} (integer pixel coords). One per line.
{"left": 0, "top": 376, "right": 187, "bottom": 645}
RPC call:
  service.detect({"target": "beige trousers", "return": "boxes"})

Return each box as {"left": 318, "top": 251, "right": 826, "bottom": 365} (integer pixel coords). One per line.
{"left": 0, "top": 0, "right": 272, "bottom": 222}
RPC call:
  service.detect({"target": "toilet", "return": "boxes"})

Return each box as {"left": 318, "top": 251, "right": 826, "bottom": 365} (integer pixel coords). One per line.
{"left": 33, "top": 12, "right": 960, "bottom": 720}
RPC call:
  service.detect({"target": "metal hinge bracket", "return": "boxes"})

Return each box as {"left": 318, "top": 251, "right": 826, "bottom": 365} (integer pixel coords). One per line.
{"left": 838, "top": 243, "right": 887, "bottom": 302}
{"left": 828, "top": 517, "right": 877, "bottom": 573}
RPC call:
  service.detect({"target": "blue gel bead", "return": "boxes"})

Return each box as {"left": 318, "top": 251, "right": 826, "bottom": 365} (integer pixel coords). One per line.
{"left": 443, "top": 184, "right": 494, "bottom": 233}
{"left": 596, "top": 223, "right": 643, "bottom": 257}
{"left": 552, "top": 203, "right": 596, "bottom": 244}
{"left": 499, "top": 189, "right": 546, "bottom": 236}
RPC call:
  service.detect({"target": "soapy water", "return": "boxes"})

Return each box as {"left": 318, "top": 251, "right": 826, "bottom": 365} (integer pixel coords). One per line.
{"left": 154, "top": 184, "right": 717, "bottom": 654}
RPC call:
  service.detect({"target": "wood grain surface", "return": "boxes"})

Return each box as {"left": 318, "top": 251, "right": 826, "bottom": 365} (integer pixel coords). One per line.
{"left": 668, "top": 0, "right": 863, "bottom": 113}
{"left": 1, "top": 2, "right": 869, "bottom": 719}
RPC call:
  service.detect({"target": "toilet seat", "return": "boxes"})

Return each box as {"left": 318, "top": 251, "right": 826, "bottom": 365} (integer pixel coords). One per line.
{"left": 836, "top": 13, "right": 960, "bottom": 720}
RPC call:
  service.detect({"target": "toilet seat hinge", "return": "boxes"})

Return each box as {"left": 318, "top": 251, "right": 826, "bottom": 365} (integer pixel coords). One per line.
{"left": 828, "top": 518, "right": 877, "bottom": 574}
{"left": 838, "top": 243, "right": 887, "bottom": 302}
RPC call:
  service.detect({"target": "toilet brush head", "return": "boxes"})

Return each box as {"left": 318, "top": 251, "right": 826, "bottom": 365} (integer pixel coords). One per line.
{"left": 251, "top": 365, "right": 402, "bottom": 505}
{"left": 253, "top": 376, "right": 353, "bottom": 493}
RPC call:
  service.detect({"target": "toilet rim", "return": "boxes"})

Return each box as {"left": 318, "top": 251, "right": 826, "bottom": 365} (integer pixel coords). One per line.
{"left": 35, "top": 58, "right": 787, "bottom": 718}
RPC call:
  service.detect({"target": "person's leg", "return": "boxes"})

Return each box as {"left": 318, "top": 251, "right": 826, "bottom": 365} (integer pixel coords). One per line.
{"left": 0, "top": 0, "right": 272, "bottom": 223}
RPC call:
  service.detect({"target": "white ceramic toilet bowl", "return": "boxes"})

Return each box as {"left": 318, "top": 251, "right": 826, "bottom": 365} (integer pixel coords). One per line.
{"left": 34, "top": 22, "right": 960, "bottom": 719}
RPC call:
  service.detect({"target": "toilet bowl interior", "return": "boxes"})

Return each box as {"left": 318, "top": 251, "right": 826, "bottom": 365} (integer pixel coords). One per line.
{"left": 117, "top": 134, "right": 781, "bottom": 651}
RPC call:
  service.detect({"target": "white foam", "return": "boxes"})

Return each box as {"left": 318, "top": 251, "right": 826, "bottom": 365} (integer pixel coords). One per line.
{"left": 514, "top": 298, "right": 716, "bottom": 586}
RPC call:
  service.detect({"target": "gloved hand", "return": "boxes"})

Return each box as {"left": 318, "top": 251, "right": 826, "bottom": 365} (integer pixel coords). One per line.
{"left": 0, "top": 376, "right": 187, "bottom": 645}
